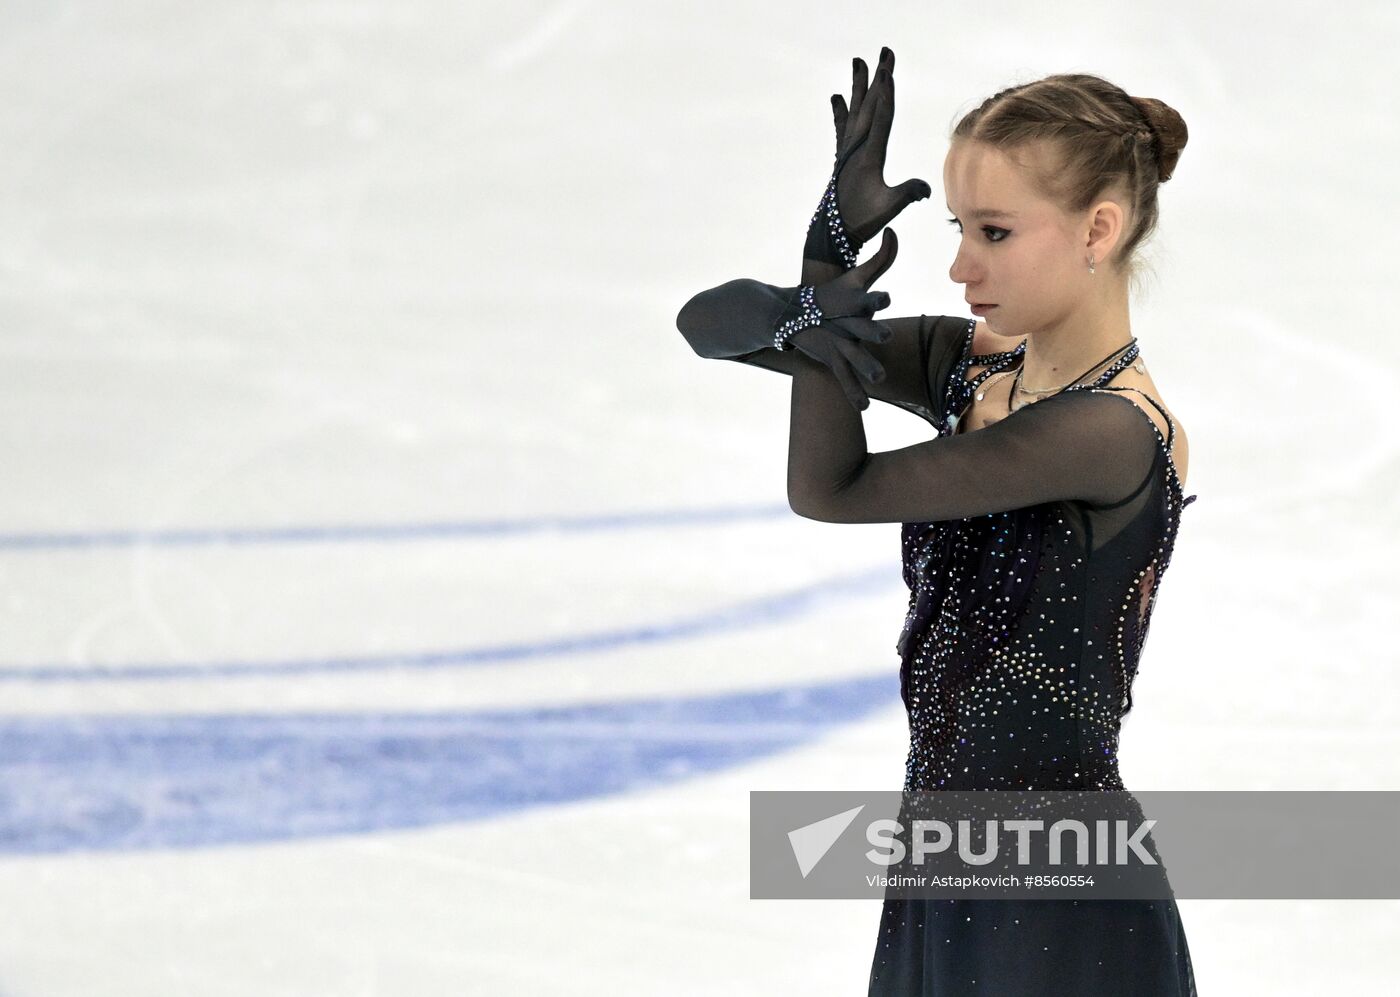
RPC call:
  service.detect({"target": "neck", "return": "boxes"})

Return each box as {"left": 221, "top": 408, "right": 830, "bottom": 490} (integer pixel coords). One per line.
{"left": 1016, "top": 280, "right": 1134, "bottom": 392}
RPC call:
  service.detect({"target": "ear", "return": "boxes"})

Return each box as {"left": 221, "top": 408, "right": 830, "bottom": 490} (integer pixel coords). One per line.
{"left": 1083, "top": 198, "right": 1126, "bottom": 265}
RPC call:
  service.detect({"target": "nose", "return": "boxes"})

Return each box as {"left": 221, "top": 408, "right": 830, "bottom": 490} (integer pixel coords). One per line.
{"left": 948, "top": 240, "right": 978, "bottom": 286}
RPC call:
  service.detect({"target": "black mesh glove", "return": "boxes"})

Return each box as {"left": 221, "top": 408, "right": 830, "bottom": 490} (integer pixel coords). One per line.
{"left": 802, "top": 47, "right": 932, "bottom": 278}
{"left": 676, "top": 229, "right": 902, "bottom": 412}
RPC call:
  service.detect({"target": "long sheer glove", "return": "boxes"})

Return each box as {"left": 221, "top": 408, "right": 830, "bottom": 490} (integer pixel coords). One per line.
{"left": 802, "top": 46, "right": 932, "bottom": 282}
{"left": 787, "top": 356, "right": 1162, "bottom": 524}
{"left": 676, "top": 230, "right": 902, "bottom": 411}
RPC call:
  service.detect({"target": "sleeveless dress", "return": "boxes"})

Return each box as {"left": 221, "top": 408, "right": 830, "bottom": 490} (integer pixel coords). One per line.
{"left": 867, "top": 318, "right": 1199, "bottom": 995}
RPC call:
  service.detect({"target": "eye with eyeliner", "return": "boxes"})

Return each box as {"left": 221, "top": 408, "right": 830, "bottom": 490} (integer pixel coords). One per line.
{"left": 946, "top": 217, "right": 1009, "bottom": 242}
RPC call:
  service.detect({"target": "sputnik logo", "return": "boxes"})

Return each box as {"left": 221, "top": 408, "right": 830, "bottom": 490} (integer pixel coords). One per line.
{"left": 787, "top": 805, "right": 866, "bottom": 878}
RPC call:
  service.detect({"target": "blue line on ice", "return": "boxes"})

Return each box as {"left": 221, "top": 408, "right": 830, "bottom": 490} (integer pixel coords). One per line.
{"left": 0, "top": 504, "right": 792, "bottom": 550}
{"left": 0, "top": 671, "right": 899, "bottom": 854}
{"left": 0, "top": 565, "right": 895, "bottom": 682}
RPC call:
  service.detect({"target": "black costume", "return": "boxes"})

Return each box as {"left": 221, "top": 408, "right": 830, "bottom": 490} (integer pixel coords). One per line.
{"left": 675, "top": 40, "right": 1199, "bottom": 993}
{"left": 675, "top": 301, "right": 1199, "bottom": 994}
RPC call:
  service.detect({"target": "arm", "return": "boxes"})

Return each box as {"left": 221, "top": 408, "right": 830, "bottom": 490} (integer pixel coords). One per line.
{"left": 732, "top": 313, "right": 954, "bottom": 426}
{"left": 785, "top": 355, "right": 1161, "bottom": 524}
{"left": 675, "top": 275, "right": 957, "bottom": 422}
{"left": 676, "top": 48, "right": 932, "bottom": 411}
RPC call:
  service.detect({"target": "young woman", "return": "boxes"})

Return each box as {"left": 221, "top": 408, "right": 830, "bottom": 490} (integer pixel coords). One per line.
{"left": 676, "top": 49, "right": 1198, "bottom": 995}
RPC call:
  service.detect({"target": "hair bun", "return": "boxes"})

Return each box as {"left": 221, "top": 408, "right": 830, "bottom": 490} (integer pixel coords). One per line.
{"left": 1129, "top": 95, "right": 1188, "bottom": 183}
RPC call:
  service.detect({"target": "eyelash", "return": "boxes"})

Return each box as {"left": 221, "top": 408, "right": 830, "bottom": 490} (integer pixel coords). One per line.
{"left": 946, "top": 217, "right": 1010, "bottom": 243}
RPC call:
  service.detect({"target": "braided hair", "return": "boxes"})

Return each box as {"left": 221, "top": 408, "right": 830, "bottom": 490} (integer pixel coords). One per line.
{"left": 951, "top": 74, "right": 1189, "bottom": 291}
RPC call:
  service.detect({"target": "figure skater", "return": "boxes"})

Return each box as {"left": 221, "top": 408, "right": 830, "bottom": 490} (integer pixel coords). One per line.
{"left": 675, "top": 48, "right": 1199, "bottom": 995}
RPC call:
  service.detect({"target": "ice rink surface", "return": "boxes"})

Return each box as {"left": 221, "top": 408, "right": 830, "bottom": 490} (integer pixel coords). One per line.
{"left": 0, "top": 0, "right": 1397, "bottom": 992}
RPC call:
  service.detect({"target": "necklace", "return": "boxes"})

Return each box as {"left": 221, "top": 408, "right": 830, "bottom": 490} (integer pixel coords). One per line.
{"left": 1016, "top": 349, "right": 1145, "bottom": 394}
{"left": 973, "top": 339, "right": 1138, "bottom": 404}
{"left": 974, "top": 368, "right": 1017, "bottom": 403}
{"left": 1006, "top": 339, "right": 1141, "bottom": 414}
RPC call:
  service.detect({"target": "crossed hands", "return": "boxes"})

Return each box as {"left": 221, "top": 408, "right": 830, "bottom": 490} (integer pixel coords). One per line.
{"left": 794, "top": 229, "right": 901, "bottom": 412}
{"left": 789, "top": 47, "right": 931, "bottom": 411}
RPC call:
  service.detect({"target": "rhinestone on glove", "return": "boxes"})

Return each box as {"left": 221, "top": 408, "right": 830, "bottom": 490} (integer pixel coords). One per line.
{"left": 773, "top": 284, "right": 823, "bottom": 351}
{"left": 809, "top": 171, "right": 859, "bottom": 270}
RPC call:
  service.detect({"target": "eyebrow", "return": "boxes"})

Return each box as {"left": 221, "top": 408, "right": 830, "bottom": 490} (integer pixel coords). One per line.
{"left": 946, "top": 205, "right": 1018, "bottom": 220}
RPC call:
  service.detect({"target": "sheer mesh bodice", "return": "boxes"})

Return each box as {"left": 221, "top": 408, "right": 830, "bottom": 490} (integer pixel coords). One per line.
{"left": 891, "top": 316, "right": 1198, "bottom": 793}
{"left": 674, "top": 302, "right": 1199, "bottom": 995}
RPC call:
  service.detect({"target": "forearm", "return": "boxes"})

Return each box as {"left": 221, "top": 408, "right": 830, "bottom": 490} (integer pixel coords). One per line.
{"left": 786, "top": 355, "right": 872, "bottom": 520}
{"left": 800, "top": 166, "right": 857, "bottom": 285}
{"left": 801, "top": 257, "right": 845, "bottom": 286}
